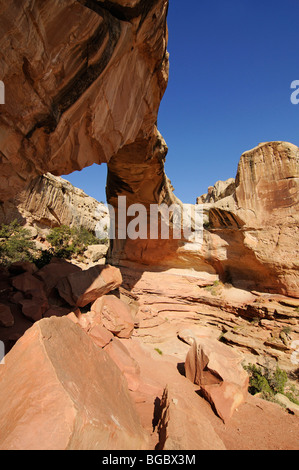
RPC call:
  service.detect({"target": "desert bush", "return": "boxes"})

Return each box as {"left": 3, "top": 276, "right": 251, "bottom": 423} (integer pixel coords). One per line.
{"left": 244, "top": 363, "right": 290, "bottom": 402}
{"left": 46, "top": 225, "right": 105, "bottom": 260}
{"left": 204, "top": 280, "right": 223, "bottom": 296}
{"left": 154, "top": 348, "right": 163, "bottom": 356}
{"left": 0, "top": 220, "right": 35, "bottom": 265}
{"left": 0, "top": 221, "right": 108, "bottom": 268}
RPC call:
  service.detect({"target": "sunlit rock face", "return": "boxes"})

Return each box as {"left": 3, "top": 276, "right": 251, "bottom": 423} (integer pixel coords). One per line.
{"left": 0, "top": 0, "right": 169, "bottom": 201}
{"left": 199, "top": 142, "right": 299, "bottom": 297}
{"left": 0, "top": 173, "right": 108, "bottom": 235}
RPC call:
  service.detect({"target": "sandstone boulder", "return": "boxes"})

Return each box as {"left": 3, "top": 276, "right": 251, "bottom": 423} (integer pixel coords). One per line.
{"left": 185, "top": 338, "right": 249, "bottom": 423}
{"left": 88, "top": 324, "right": 114, "bottom": 349}
{"left": 0, "top": 304, "right": 14, "bottom": 328}
{"left": 19, "top": 291, "right": 49, "bottom": 323}
{"left": 0, "top": 317, "right": 147, "bottom": 450}
{"left": 8, "top": 261, "right": 38, "bottom": 276}
{"left": 43, "top": 306, "right": 73, "bottom": 319}
{"left": 11, "top": 272, "right": 44, "bottom": 294}
{"left": 56, "top": 264, "right": 123, "bottom": 307}
{"left": 10, "top": 273, "right": 49, "bottom": 322}
{"left": 91, "top": 295, "right": 135, "bottom": 339}
{"left": 35, "top": 258, "right": 81, "bottom": 295}
{"left": 84, "top": 244, "right": 108, "bottom": 263}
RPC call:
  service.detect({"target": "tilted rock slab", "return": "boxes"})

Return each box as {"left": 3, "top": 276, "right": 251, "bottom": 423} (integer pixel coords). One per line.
{"left": 0, "top": 316, "right": 147, "bottom": 450}
{"left": 156, "top": 384, "right": 226, "bottom": 450}
{"left": 185, "top": 338, "right": 249, "bottom": 423}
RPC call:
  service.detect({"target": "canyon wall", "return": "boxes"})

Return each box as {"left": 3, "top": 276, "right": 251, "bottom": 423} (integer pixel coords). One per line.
{"left": 199, "top": 141, "right": 299, "bottom": 297}
{"left": 0, "top": 173, "right": 108, "bottom": 235}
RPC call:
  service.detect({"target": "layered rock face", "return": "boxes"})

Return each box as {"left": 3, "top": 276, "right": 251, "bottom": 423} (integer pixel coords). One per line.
{"left": 0, "top": 173, "right": 108, "bottom": 235}
{"left": 198, "top": 142, "right": 299, "bottom": 297}
{"left": 108, "top": 139, "right": 299, "bottom": 297}
{"left": 0, "top": 0, "right": 169, "bottom": 202}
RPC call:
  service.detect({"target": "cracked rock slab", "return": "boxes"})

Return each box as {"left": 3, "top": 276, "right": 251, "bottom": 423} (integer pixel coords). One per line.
{"left": 0, "top": 316, "right": 147, "bottom": 450}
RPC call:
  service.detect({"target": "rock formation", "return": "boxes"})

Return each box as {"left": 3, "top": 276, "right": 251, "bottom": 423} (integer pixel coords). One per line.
{"left": 0, "top": 0, "right": 178, "bottom": 269}
{"left": 185, "top": 337, "right": 249, "bottom": 423}
{"left": 0, "top": 173, "right": 108, "bottom": 236}
{"left": 197, "top": 142, "right": 299, "bottom": 297}
{"left": 0, "top": 0, "right": 170, "bottom": 204}
{"left": 2, "top": 2, "right": 296, "bottom": 298}
{"left": 1, "top": 258, "right": 299, "bottom": 450}
{"left": 107, "top": 139, "right": 299, "bottom": 299}
{"left": 196, "top": 178, "right": 235, "bottom": 205}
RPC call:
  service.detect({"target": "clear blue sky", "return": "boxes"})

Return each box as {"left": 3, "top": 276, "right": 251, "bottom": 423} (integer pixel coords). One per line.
{"left": 63, "top": 0, "right": 299, "bottom": 204}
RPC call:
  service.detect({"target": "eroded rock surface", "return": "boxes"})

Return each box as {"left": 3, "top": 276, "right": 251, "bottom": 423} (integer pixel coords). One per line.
{"left": 198, "top": 142, "right": 299, "bottom": 297}
{"left": 0, "top": 173, "right": 108, "bottom": 236}
{"left": 0, "top": 0, "right": 169, "bottom": 202}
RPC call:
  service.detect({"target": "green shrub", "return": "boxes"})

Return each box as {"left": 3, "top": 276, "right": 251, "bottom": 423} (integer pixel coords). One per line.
{"left": 281, "top": 326, "right": 292, "bottom": 335}
{"left": 0, "top": 221, "right": 107, "bottom": 268}
{"left": 285, "top": 391, "right": 299, "bottom": 406}
{"left": 266, "top": 366, "right": 288, "bottom": 395}
{"left": 0, "top": 220, "right": 35, "bottom": 265}
{"left": 204, "top": 280, "right": 223, "bottom": 296}
{"left": 244, "top": 363, "right": 288, "bottom": 400}
{"left": 46, "top": 225, "right": 105, "bottom": 260}
{"left": 244, "top": 364, "right": 273, "bottom": 398}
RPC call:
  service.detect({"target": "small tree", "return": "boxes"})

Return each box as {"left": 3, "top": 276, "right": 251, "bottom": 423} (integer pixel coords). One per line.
{"left": 0, "top": 220, "right": 35, "bottom": 265}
